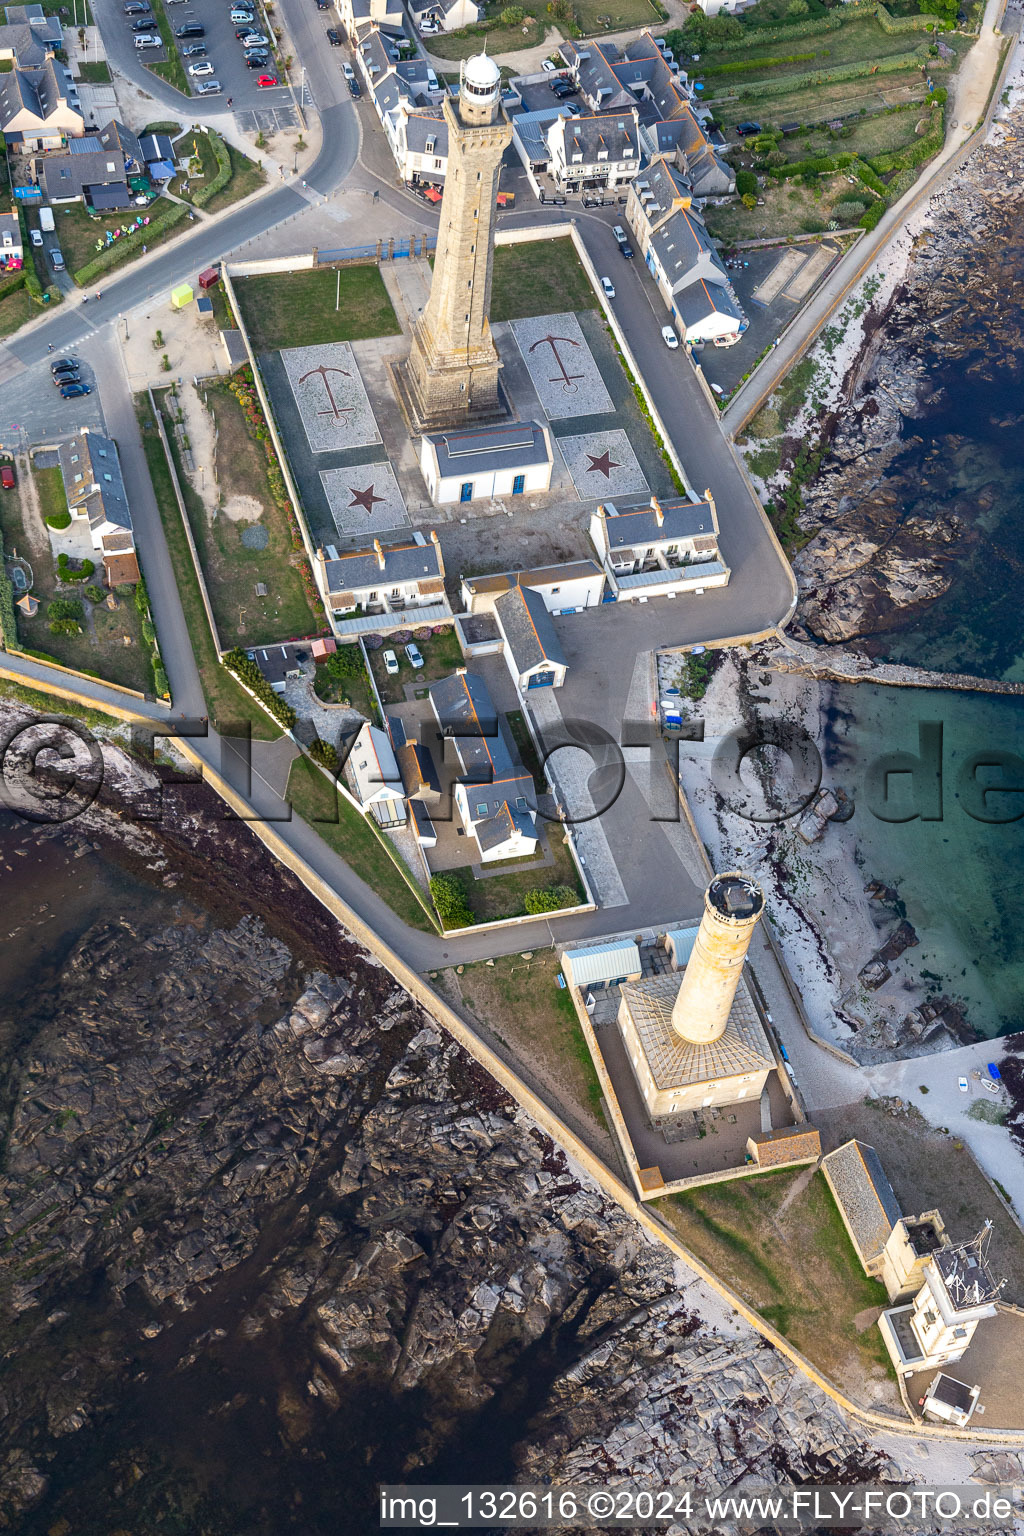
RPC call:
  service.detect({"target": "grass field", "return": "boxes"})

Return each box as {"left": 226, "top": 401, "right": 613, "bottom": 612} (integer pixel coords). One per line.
{"left": 658, "top": 1169, "right": 896, "bottom": 1394}
{"left": 53, "top": 199, "right": 185, "bottom": 285}
{"left": 135, "top": 392, "right": 282, "bottom": 738}
{"left": 76, "top": 60, "right": 111, "bottom": 83}
{"left": 704, "top": 173, "right": 863, "bottom": 241}
{"left": 286, "top": 754, "right": 438, "bottom": 931}
{"left": 173, "top": 133, "right": 266, "bottom": 214}
{"left": 711, "top": 67, "right": 929, "bottom": 129}
{"left": 0, "top": 286, "right": 35, "bottom": 339}
{"left": 792, "top": 108, "right": 932, "bottom": 163}
{"left": 428, "top": 0, "right": 662, "bottom": 58}
{"left": 0, "top": 472, "right": 153, "bottom": 692}
{"left": 233, "top": 267, "right": 401, "bottom": 352}
{"left": 366, "top": 627, "right": 463, "bottom": 706}
{"left": 184, "top": 381, "right": 321, "bottom": 647}
{"left": 446, "top": 828, "right": 585, "bottom": 924}
{"left": 447, "top": 951, "right": 607, "bottom": 1132}
{"left": 490, "top": 238, "right": 596, "bottom": 322}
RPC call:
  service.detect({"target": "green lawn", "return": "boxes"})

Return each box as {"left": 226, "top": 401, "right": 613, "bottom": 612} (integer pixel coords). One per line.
{"left": 172, "top": 132, "right": 266, "bottom": 214}
{"left": 783, "top": 107, "right": 932, "bottom": 163}
{"left": 180, "top": 380, "right": 322, "bottom": 648}
{"left": 711, "top": 65, "right": 929, "bottom": 129}
{"left": 52, "top": 199, "right": 184, "bottom": 285}
{"left": 445, "top": 828, "right": 585, "bottom": 925}
{"left": 134, "top": 392, "right": 281, "bottom": 738}
{"left": 0, "top": 286, "right": 35, "bottom": 339}
{"left": 233, "top": 268, "right": 401, "bottom": 352}
{"left": 76, "top": 61, "right": 111, "bottom": 83}
{"left": 427, "top": 0, "right": 661, "bottom": 59}
{"left": 489, "top": 238, "right": 597, "bottom": 323}
{"left": 658, "top": 1169, "right": 896, "bottom": 1389}
{"left": 313, "top": 649, "right": 378, "bottom": 722}
{"left": 366, "top": 627, "right": 463, "bottom": 706}
{"left": 33, "top": 464, "right": 67, "bottom": 526}
{"left": 704, "top": 174, "right": 863, "bottom": 241}
{"left": 287, "top": 754, "right": 438, "bottom": 931}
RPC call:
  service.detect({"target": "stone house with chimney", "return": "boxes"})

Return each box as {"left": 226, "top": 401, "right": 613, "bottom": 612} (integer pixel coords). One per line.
{"left": 589, "top": 493, "right": 730, "bottom": 601}
{"left": 315, "top": 533, "right": 453, "bottom": 636}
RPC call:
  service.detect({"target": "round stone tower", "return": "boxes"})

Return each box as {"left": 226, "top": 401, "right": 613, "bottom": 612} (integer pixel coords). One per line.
{"left": 670, "top": 872, "right": 764, "bottom": 1045}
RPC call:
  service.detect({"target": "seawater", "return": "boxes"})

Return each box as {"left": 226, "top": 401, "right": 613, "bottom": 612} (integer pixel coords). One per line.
{"left": 823, "top": 685, "right": 1024, "bottom": 1037}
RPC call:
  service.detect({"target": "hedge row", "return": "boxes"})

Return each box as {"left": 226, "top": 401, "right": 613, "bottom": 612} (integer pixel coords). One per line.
{"left": 768, "top": 151, "right": 857, "bottom": 179}
{"left": 858, "top": 199, "right": 888, "bottom": 230}
{"left": 74, "top": 201, "right": 188, "bottom": 286}
{"left": 223, "top": 647, "right": 298, "bottom": 729}
{"left": 193, "top": 130, "right": 232, "bottom": 208}
{"left": 671, "top": 8, "right": 852, "bottom": 54}
{"left": 733, "top": 44, "right": 929, "bottom": 100}
{"left": 852, "top": 159, "right": 886, "bottom": 194}
{"left": 869, "top": 119, "right": 943, "bottom": 174}
{"left": 701, "top": 49, "right": 818, "bottom": 75}
{"left": 0, "top": 530, "right": 16, "bottom": 647}
{"left": 876, "top": 1, "right": 943, "bottom": 31}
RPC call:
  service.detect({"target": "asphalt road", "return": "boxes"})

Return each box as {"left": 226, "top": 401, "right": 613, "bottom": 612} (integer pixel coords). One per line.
{"left": 96, "top": 0, "right": 289, "bottom": 111}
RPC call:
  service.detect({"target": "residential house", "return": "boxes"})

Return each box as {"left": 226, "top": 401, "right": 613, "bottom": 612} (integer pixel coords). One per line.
{"left": 589, "top": 494, "right": 730, "bottom": 600}
{"left": 57, "top": 429, "right": 139, "bottom": 586}
{"left": 357, "top": 28, "right": 446, "bottom": 184}
{"left": 32, "top": 134, "right": 129, "bottom": 208}
{"left": 336, "top": 0, "right": 404, "bottom": 46}
{"left": 315, "top": 533, "right": 452, "bottom": 634}
{"left": 388, "top": 102, "right": 448, "bottom": 190}
{"left": 429, "top": 670, "right": 538, "bottom": 863}
{"left": 627, "top": 167, "right": 746, "bottom": 346}
{"left": 410, "top": 0, "right": 479, "bottom": 31}
{"left": 0, "top": 207, "right": 23, "bottom": 269}
{"left": 493, "top": 583, "right": 568, "bottom": 692}
{"left": 346, "top": 720, "right": 407, "bottom": 826}
{"left": 879, "top": 1232, "right": 1000, "bottom": 1378}
{"left": 0, "top": 3, "right": 62, "bottom": 68}
{"left": 510, "top": 104, "right": 574, "bottom": 183}
{"left": 420, "top": 420, "right": 553, "bottom": 504}
{"left": 97, "top": 118, "right": 146, "bottom": 181}
{"left": 139, "top": 131, "right": 177, "bottom": 181}
{"left": 461, "top": 560, "right": 606, "bottom": 616}
{"left": 545, "top": 108, "right": 640, "bottom": 194}
{"left": 0, "top": 57, "right": 83, "bottom": 149}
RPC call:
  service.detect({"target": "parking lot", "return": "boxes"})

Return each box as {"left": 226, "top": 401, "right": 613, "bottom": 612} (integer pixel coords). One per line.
{"left": 0, "top": 353, "right": 104, "bottom": 456}
{"left": 102, "top": 0, "right": 294, "bottom": 108}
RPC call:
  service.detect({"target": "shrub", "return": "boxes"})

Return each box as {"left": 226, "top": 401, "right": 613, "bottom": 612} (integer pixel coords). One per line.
{"left": 429, "top": 872, "right": 475, "bottom": 929}
{"left": 735, "top": 45, "right": 929, "bottom": 101}
{"left": 48, "top": 598, "right": 84, "bottom": 621}
{"left": 858, "top": 199, "right": 888, "bottom": 230}
{"left": 222, "top": 647, "right": 297, "bottom": 729}
{"left": 309, "top": 737, "right": 339, "bottom": 771}
{"left": 325, "top": 645, "right": 367, "bottom": 680}
{"left": 45, "top": 509, "right": 71, "bottom": 530}
{"left": 84, "top": 584, "right": 105, "bottom": 603}
{"left": 73, "top": 202, "right": 188, "bottom": 286}
{"left": 499, "top": 3, "right": 525, "bottom": 19}
{"left": 0, "top": 534, "right": 16, "bottom": 645}
{"left": 741, "top": 192, "right": 757, "bottom": 209}
{"left": 141, "top": 619, "right": 156, "bottom": 646}
{"left": 735, "top": 169, "right": 758, "bottom": 196}
{"left": 523, "top": 885, "right": 578, "bottom": 914}
{"left": 153, "top": 662, "right": 169, "bottom": 698}
{"left": 49, "top": 618, "right": 81, "bottom": 635}
{"left": 192, "top": 130, "right": 233, "bottom": 208}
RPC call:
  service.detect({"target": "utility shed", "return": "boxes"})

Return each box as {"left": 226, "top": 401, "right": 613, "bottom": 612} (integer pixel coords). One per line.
{"left": 562, "top": 940, "right": 641, "bottom": 991}
{"left": 822, "top": 1139, "right": 902, "bottom": 1275}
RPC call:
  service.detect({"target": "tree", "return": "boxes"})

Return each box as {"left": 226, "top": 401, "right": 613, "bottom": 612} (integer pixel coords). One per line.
{"left": 429, "top": 873, "right": 475, "bottom": 929}
{"left": 500, "top": 4, "right": 525, "bottom": 20}
{"left": 524, "top": 886, "right": 577, "bottom": 914}
{"left": 309, "top": 737, "right": 340, "bottom": 772}
{"left": 735, "top": 170, "right": 758, "bottom": 196}
{"left": 47, "top": 598, "right": 84, "bottom": 622}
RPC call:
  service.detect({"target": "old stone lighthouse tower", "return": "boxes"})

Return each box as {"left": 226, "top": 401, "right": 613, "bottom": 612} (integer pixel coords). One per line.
{"left": 404, "top": 49, "right": 512, "bottom": 428}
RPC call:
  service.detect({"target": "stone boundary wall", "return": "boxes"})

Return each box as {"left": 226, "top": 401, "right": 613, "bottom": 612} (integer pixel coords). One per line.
{"left": 225, "top": 254, "right": 316, "bottom": 277}
{"left": 148, "top": 387, "right": 225, "bottom": 658}
{"left": 1, "top": 645, "right": 156, "bottom": 705}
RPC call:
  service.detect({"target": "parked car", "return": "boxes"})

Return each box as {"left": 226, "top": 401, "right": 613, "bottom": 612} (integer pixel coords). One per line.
{"left": 51, "top": 356, "right": 81, "bottom": 374}
{"left": 736, "top": 120, "right": 761, "bottom": 136}
{"left": 60, "top": 382, "right": 91, "bottom": 398}
{"left": 48, "top": 247, "right": 64, "bottom": 270}
{"left": 600, "top": 276, "right": 615, "bottom": 299}
{"left": 123, "top": 0, "right": 150, "bottom": 11}
{"left": 131, "top": 16, "right": 155, "bottom": 28}
{"left": 257, "top": 72, "right": 278, "bottom": 86}
{"left": 188, "top": 60, "right": 214, "bottom": 75}
{"left": 29, "top": 228, "right": 42, "bottom": 247}
{"left": 661, "top": 324, "right": 679, "bottom": 349}
{"left": 0, "top": 464, "right": 15, "bottom": 490}
{"left": 618, "top": 241, "right": 633, "bottom": 259}
{"left": 176, "top": 21, "right": 205, "bottom": 36}
{"left": 404, "top": 642, "right": 424, "bottom": 669}
{"left": 229, "top": 7, "right": 255, "bottom": 20}
{"left": 540, "top": 58, "right": 556, "bottom": 72}
{"left": 244, "top": 49, "right": 269, "bottom": 65}
{"left": 182, "top": 41, "right": 206, "bottom": 54}
{"left": 239, "top": 30, "right": 269, "bottom": 45}
{"left": 134, "top": 34, "right": 161, "bottom": 47}
{"left": 562, "top": 101, "right": 580, "bottom": 115}
{"left": 315, "top": 0, "right": 329, "bottom": 9}
{"left": 348, "top": 76, "right": 361, "bottom": 96}
{"left": 958, "top": 1075, "right": 969, "bottom": 1092}
{"left": 52, "top": 372, "right": 81, "bottom": 389}
{"left": 383, "top": 649, "right": 399, "bottom": 677}
{"left": 195, "top": 79, "right": 222, "bottom": 93}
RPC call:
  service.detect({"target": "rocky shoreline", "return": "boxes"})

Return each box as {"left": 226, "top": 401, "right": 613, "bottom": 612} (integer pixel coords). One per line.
{"left": 0, "top": 703, "right": 992, "bottom": 1535}
{"left": 785, "top": 101, "right": 1024, "bottom": 652}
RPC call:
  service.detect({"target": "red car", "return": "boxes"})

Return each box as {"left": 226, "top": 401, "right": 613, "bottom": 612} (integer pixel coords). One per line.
{"left": 0, "top": 464, "right": 14, "bottom": 490}
{"left": 257, "top": 72, "right": 278, "bottom": 86}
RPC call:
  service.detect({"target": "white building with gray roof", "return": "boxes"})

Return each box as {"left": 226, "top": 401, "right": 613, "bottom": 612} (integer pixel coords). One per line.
{"left": 0, "top": 55, "right": 81, "bottom": 148}
{"left": 627, "top": 165, "right": 746, "bottom": 346}
{"left": 429, "top": 670, "right": 538, "bottom": 863}
{"left": 590, "top": 494, "right": 730, "bottom": 601}
{"left": 58, "top": 430, "right": 138, "bottom": 582}
{"left": 420, "top": 420, "right": 553, "bottom": 505}
{"left": 493, "top": 583, "right": 568, "bottom": 692}
{"left": 545, "top": 108, "right": 640, "bottom": 193}
{"left": 315, "top": 533, "right": 452, "bottom": 635}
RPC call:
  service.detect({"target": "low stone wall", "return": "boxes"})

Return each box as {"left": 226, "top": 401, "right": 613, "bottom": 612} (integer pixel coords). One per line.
{"left": 772, "top": 636, "right": 1024, "bottom": 696}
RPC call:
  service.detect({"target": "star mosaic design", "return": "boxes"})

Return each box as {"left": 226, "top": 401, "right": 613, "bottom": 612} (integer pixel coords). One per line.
{"left": 348, "top": 483, "right": 385, "bottom": 514}
{"left": 586, "top": 449, "right": 622, "bottom": 479}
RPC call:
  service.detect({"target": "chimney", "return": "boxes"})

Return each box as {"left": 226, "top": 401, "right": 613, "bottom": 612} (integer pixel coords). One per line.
{"left": 374, "top": 538, "right": 386, "bottom": 571}
{"left": 596, "top": 504, "right": 607, "bottom": 520}
{"left": 429, "top": 526, "right": 446, "bottom": 579}
{"left": 651, "top": 494, "right": 663, "bottom": 528}
{"left": 704, "top": 486, "right": 716, "bottom": 523}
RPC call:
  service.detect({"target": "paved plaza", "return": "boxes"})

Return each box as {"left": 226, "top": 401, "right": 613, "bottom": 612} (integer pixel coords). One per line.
{"left": 510, "top": 313, "right": 613, "bottom": 420}
{"left": 557, "top": 429, "right": 649, "bottom": 500}
{"left": 281, "top": 342, "right": 382, "bottom": 453}
{"left": 320, "top": 461, "right": 409, "bottom": 537}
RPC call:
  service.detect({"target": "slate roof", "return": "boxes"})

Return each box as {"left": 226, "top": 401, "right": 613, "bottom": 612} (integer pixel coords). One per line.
{"left": 494, "top": 583, "right": 566, "bottom": 677}
{"left": 600, "top": 496, "right": 716, "bottom": 549}
{"left": 396, "top": 740, "right": 441, "bottom": 800}
{"left": 427, "top": 419, "right": 550, "bottom": 480}
{"left": 552, "top": 108, "right": 639, "bottom": 167}
{"left": 59, "top": 430, "right": 132, "bottom": 539}
{"left": 0, "top": 60, "right": 77, "bottom": 129}
{"left": 404, "top": 109, "right": 447, "bottom": 156}
{"left": 38, "top": 146, "right": 126, "bottom": 200}
{"left": 620, "top": 970, "right": 773, "bottom": 1089}
{"left": 676, "top": 279, "right": 744, "bottom": 330}
{"left": 0, "top": 209, "right": 20, "bottom": 250}
{"left": 821, "top": 1139, "right": 901, "bottom": 1266}
{"left": 97, "top": 117, "right": 144, "bottom": 173}
{"left": 650, "top": 204, "right": 716, "bottom": 278}
{"left": 139, "top": 131, "right": 174, "bottom": 165}
{"left": 322, "top": 539, "right": 442, "bottom": 596}
{"left": 349, "top": 722, "right": 403, "bottom": 804}
{"left": 475, "top": 802, "right": 534, "bottom": 853}
{"left": 511, "top": 104, "right": 570, "bottom": 165}
{"left": 87, "top": 183, "right": 132, "bottom": 210}
{"left": 463, "top": 560, "right": 602, "bottom": 598}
